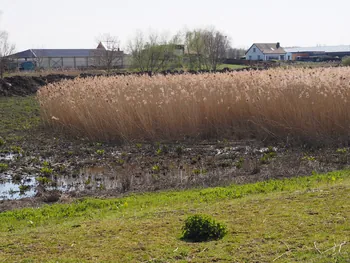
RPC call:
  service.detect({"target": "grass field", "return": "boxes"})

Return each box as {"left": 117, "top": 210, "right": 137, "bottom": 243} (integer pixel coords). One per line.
{"left": 216, "top": 64, "right": 248, "bottom": 70}
{"left": 1, "top": 170, "right": 349, "bottom": 262}
{"left": 0, "top": 96, "right": 40, "bottom": 136}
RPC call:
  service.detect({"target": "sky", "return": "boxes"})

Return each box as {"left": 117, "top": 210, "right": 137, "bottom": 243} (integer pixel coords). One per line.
{"left": 1, "top": 0, "right": 349, "bottom": 52}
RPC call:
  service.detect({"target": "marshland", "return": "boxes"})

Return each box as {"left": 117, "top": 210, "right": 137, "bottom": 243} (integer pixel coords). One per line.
{"left": 1, "top": 67, "right": 350, "bottom": 262}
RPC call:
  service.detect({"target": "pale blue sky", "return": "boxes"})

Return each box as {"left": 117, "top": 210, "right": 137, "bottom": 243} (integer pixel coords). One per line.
{"left": 1, "top": 0, "right": 349, "bottom": 51}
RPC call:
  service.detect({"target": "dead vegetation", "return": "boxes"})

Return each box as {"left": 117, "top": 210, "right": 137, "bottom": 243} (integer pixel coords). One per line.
{"left": 37, "top": 68, "right": 350, "bottom": 145}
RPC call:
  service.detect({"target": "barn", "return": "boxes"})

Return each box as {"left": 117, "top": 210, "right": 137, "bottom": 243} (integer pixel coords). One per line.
{"left": 9, "top": 43, "right": 124, "bottom": 70}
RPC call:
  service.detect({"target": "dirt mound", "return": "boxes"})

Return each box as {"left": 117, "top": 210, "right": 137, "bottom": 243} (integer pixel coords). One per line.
{"left": 1, "top": 69, "right": 258, "bottom": 97}
{"left": 43, "top": 74, "right": 75, "bottom": 84}
{"left": 0, "top": 76, "right": 42, "bottom": 96}
{"left": 0, "top": 74, "right": 75, "bottom": 97}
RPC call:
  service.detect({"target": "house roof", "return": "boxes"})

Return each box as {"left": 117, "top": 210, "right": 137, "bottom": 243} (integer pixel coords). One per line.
{"left": 254, "top": 43, "right": 286, "bottom": 54}
{"left": 96, "top": 42, "right": 106, "bottom": 50}
{"left": 11, "top": 49, "right": 96, "bottom": 58}
{"left": 284, "top": 45, "right": 350, "bottom": 53}
{"left": 10, "top": 48, "right": 123, "bottom": 58}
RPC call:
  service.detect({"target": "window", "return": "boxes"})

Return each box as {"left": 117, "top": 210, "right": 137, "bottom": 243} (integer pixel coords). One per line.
{"left": 258, "top": 55, "right": 261, "bottom": 60}
{"left": 253, "top": 48, "right": 256, "bottom": 52}
{"left": 249, "top": 55, "right": 252, "bottom": 60}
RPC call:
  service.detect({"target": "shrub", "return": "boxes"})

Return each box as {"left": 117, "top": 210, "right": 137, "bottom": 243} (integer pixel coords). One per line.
{"left": 260, "top": 152, "right": 277, "bottom": 164}
{"left": 0, "top": 163, "right": 9, "bottom": 172}
{"left": 235, "top": 157, "right": 244, "bottom": 169}
{"left": 96, "top": 149, "right": 105, "bottom": 155}
{"left": 19, "top": 185, "right": 30, "bottom": 194}
{"left": 182, "top": 214, "right": 227, "bottom": 242}
{"left": 152, "top": 165, "right": 160, "bottom": 173}
{"left": 40, "top": 166, "right": 53, "bottom": 176}
{"left": 10, "top": 146, "right": 22, "bottom": 154}
{"left": 342, "top": 56, "right": 350, "bottom": 66}
{"left": 175, "top": 146, "right": 183, "bottom": 155}
{"left": 36, "top": 176, "right": 51, "bottom": 184}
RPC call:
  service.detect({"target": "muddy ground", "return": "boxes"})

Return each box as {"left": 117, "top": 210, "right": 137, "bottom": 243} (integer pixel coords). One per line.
{"left": 1, "top": 96, "right": 349, "bottom": 212}
{"left": 0, "top": 74, "right": 76, "bottom": 96}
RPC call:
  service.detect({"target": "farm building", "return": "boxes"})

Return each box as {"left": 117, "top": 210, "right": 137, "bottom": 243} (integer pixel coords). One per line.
{"left": 8, "top": 43, "right": 125, "bottom": 70}
{"left": 245, "top": 43, "right": 288, "bottom": 61}
{"left": 284, "top": 45, "right": 350, "bottom": 60}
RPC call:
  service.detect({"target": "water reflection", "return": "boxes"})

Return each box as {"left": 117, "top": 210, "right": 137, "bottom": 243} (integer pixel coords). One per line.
{"left": 0, "top": 166, "right": 121, "bottom": 200}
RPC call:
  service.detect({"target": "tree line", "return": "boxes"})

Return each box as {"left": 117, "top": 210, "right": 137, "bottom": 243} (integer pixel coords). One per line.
{"left": 126, "top": 28, "right": 245, "bottom": 72}
{"left": 96, "top": 28, "right": 245, "bottom": 73}
{"left": 0, "top": 17, "right": 246, "bottom": 77}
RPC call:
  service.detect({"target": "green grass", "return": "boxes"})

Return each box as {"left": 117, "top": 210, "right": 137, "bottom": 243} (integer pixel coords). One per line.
{"left": 1, "top": 170, "right": 349, "bottom": 262}
{"left": 0, "top": 96, "right": 40, "bottom": 137}
{"left": 216, "top": 64, "right": 248, "bottom": 70}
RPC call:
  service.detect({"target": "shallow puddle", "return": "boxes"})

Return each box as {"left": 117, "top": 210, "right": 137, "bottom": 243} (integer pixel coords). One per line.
{"left": 0, "top": 174, "right": 37, "bottom": 200}
{"left": 0, "top": 166, "right": 122, "bottom": 200}
{"left": 0, "top": 145, "right": 284, "bottom": 200}
{"left": 0, "top": 153, "right": 17, "bottom": 161}
{"left": 54, "top": 166, "right": 119, "bottom": 192}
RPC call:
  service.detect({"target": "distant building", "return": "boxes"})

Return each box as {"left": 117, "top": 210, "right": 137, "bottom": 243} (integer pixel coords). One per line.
{"left": 9, "top": 44, "right": 124, "bottom": 69}
{"left": 245, "top": 43, "right": 287, "bottom": 61}
{"left": 285, "top": 45, "right": 350, "bottom": 60}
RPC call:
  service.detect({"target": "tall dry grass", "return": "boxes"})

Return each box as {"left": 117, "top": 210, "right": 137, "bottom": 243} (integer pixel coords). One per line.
{"left": 37, "top": 68, "right": 350, "bottom": 144}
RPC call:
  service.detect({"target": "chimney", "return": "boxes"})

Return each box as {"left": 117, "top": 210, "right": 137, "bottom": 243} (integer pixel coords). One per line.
{"left": 276, "top": 42, "right": 280, "bottom": 49}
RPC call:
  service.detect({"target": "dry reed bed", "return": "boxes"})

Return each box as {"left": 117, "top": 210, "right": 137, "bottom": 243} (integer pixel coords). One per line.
{"left": 37, "top": 68, "right": 350, "bottom": 144}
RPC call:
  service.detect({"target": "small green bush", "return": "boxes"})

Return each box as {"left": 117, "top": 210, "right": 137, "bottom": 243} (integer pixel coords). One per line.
{"left": 0, "top": 163, "right": 9, "bottom": 172}
{"left": 175, "top": 146, "right": 183, "bottom": 155}
{"left": 260, "top": 152, "right": 276, "bottom": 164}
{"left": 10, "top": 146, "right": 22, "bottom": 154}
{"left": 19, "top": 185, "right": 30, "bottom": 194}
{"left": 342, "top": 56, "right": 350, "bottom": 66}
{"left": 336, "top": 148, "right": 347, "bottom": 154}
{"left": 96, "top": 149, "right": 105, "bottom": 155}
{"left": 235, "top": 157, "right": 244, "bottom": 169}
{"left": 182, "top": 214, "right": 227, "bottom": 242}
{"left": 152, "top": 165, "right": 160, "bottom": 173}
{"left": 36, "top": 176, "right": 51, "bottom": 184}
{"left": 40, "top": 166, "right": 53, "bottom": 176}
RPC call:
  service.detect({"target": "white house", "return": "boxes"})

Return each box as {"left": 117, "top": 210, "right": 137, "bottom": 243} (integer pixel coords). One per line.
{"left": 245, "top": 43, "right": 287, "bottom": 61}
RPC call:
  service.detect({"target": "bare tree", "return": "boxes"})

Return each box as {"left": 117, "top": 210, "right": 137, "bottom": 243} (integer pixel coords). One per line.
{"left": 202, "top": 29, "right": 230, "bottom": 71}
{"left": 184, "top": 30, "right": 205, "bottom": 70}
{"left": 0, "top": 30, "right": 15, "bottom": 78}
{"left": 184, "top": 28, "right": 230, "bottom": 71}
{"left": 93, "top": 34, "right": 123, "bottom": 74}
{"left": 128, "top": 31, "right": 182, "bottom": 72}
{"left": 226, "top": 48, "right": 246, "bottom": 59}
